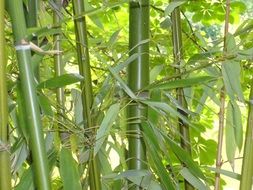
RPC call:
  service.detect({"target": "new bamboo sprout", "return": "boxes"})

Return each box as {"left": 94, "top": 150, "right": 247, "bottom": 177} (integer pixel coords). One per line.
{"left": 6, "top": 0, "right": 51, "bottom": 189}
{"left": 128, "top": 1, "right": 149, "bottom": 189}
{"left": 72, "top": 0, "right": 101, "bottom": 189}
{"left": 171, "top": 4, "right": 194, "bottom": 190}
{"left": 0, "top": 0, "right": 12, "bottom": 189}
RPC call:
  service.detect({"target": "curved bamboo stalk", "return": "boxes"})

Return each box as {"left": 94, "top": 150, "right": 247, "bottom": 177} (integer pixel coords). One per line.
{"left": 171, "top": 4, "right": 194, "bottom": 190}
{"left": 239, "top": 80, "right": 253, "bottom": 189}
{"left": 72, "top": 0, "right": 101, "bottom": 189}
{"left": 128, "top": 1, "right": 149, "bottom": 189}
{"left": 0, "top": 0, "right": 12, "bottom": 189}
{"left": 6, "top": 1, "right": 51, "bottom": 189}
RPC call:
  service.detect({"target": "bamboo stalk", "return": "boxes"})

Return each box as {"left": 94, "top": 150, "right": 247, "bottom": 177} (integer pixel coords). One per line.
{"left": 128, "top": 1, "right": 149, "bottom": 189}
{"left": 6, "top": 1, "right": 51, "bottom": 189}
{"left": 239, "top": 80, "right": 253, "bottom": 190}
{"left": 215, "top": 1, "right": 230, "bottom": 189}
{"left": 72, "top": 0, "right": 101, "bottom": 189}
{"left": 24, "top": 0, "right": 40, "bottom": 79}
{"left": 0, "top": 0, "right": 12, "bottom": 189}
{"left": 53, "top": 0, "right": 67, "bottom": 142}
{"left": 171, "top": 4, "right": 194, "bottom": 190}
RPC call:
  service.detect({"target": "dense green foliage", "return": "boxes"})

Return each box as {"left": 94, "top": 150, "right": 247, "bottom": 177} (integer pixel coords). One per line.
{"left": 1, "top": 0, "right": 253, "bottom": 189}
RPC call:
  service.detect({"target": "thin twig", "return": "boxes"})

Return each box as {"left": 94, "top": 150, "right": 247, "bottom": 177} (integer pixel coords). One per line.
{"left": 214, "top": 0, "right": 230, "bottom": 189}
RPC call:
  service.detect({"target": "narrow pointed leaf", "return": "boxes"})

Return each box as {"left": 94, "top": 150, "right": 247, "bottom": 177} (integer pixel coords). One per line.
{"left": 94, "top": 103, "right": 120, "bottom": 155}
{"left": 37, "top": 73, "right": 84, "bottom": 89}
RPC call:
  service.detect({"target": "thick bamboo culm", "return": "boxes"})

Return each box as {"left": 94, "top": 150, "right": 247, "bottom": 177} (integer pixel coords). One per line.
{"left": 0, "top": 0, "right": 12, "bottom": 189}
{"left": 127, "top": 1, "right": 149, "bottom": 189}
{"left": 6, "top": 0, "right": 51, "bottom": 189}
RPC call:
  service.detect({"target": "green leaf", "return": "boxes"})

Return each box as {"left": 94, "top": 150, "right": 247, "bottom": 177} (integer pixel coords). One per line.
{"left": 107, "top": 29, "right": 121, "bottom": 48}
{"left": 207, "top": 167, "right": 241, "bottom": 180}
{"left": 163, "top": 135, "right": 206, "bottom": 180}
{"left": 231, "top": 101, "right": 243, "bottom": 151}
{"left": 38, "top": 94, "right": 53, "bottom": 116}
{"left": 59, "top": 148, "right": 82, "bottom": 190}
{"left": 165, "top": 1, "right": 186, "bottom": 16}
{"left": 94, "top": 103, "right": 120, "bottom": 155}
{"left": 108, "top": 66, "right": 136, "bottom": 99}
{"left": 180, "top": 168, "right": 209, "bottom": 190}
{"left": 15, "top": 167, "right": 34, "bottom": 190}
{"left": 225, "top": 101, "right": 237, "bottom": 168}
{"left": 148, "top": 76, "right": 217, "bottom": 90}
{"left": 222, "top": 60, "right": 244, "bottom": 101}
{"left": 37, "top": 73, "right": 84, "bottom": 89}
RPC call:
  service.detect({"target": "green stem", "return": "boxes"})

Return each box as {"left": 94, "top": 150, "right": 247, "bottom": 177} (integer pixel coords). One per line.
{"left": 0, "top": 0, "right": 12, "bottom": 189}
{"left": 53, "top": 0, "right": 67, "bottom": 142}
{"left": 24, "top": 0, "right": 40, "bottom": 79}
{"left": 6, "top": 1, "right": 51, "bottom": 189}
{"left": 128, "top": 1, "right": 149, "bottom": 189}
{"left": 72, "top": 0, "right": 101, "bottom": 189}
{"left": 171, "top": 4, "right": 194, "bottom": 190}
{"left": 240, "top": 80, "right": 253, "bottom": 190}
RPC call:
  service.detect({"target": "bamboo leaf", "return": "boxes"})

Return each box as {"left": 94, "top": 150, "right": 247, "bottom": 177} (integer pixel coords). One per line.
{"left": 37, "top": 73, "right": 84, "bottom": 89}
{"left": 107, "top": 29, "right": 121, "bottom": 48}
{"left": 108, "top": 66, "right": 136, "bottom": 99}
{"left": 222, "top": 60, "right": 244, "bottom": 101}
{"left": 180, "top": 167, "right": 209, "bottom": 190}
{"left": 38, "top": 94, "right": 53, "bottom": 116}
{"left": 59, "top": 148, "right": 82, "bottom": 190}
{"left": 15, "top": 167, "right": 34, "bottom": 190}
{"left": 207, "top": 167, "right": 241, "bottom": 180}
{"left": 163, "top": 135, "right": 206, "bottom": 180}
{"left": 231, "top": 101, "right": 243, "bottom": 151}
{"left": 225, "top": 101, "right": 237, "bottom": 168}
{"left": 148, "top": 76, "right": 217, "bottom": 90}
{"left": 165, "top": 1, "right": 186, "bottom": 16}
{"left": 94, "top": 103, "right": 120, "bottom": 155}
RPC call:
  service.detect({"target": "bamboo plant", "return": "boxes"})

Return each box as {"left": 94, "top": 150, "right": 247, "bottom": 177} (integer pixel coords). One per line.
{"left": 72, "top": 0, "right": 101, "bottom": 189}
{"left": 0, "top": 0, "right": 12, "bottom": 189}
{"left": 127, "top": 1, "right": 149, "bottom": 189}
{"left": 6, "top": 0, "right": 51, "bottom": 189}
{"left": 171, "top": 4, "right": 194, "bottom": 190}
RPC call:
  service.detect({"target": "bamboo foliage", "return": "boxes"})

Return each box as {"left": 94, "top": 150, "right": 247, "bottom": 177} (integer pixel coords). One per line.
{"left": 1, "top": 0, "right": 253, "bottom": 189}
{"left": 6, "top": 0, "right": 51, "bottom": 189}
{"left": 0, "top": 0, "right": 11, "bottom": 189}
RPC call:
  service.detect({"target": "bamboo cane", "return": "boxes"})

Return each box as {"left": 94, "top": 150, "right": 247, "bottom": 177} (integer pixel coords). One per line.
{"left": 128, "top": 1, "right": 149, "bottom": 189}
{"left": 171, "top": 4, "right": 194, "bottom": 190}
{"left": 6, "top": 1, "right": 51, "bottom": 189}
{"left": 72, "top": 0, "right": 101, "bottom": 189}
{"left": 0, "top": 0, "right": 12, "bottom": 189}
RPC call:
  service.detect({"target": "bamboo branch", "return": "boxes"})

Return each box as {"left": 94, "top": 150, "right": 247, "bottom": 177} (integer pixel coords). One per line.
{"left": 215, "top": 0, "right": 230, "bottom": 189}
